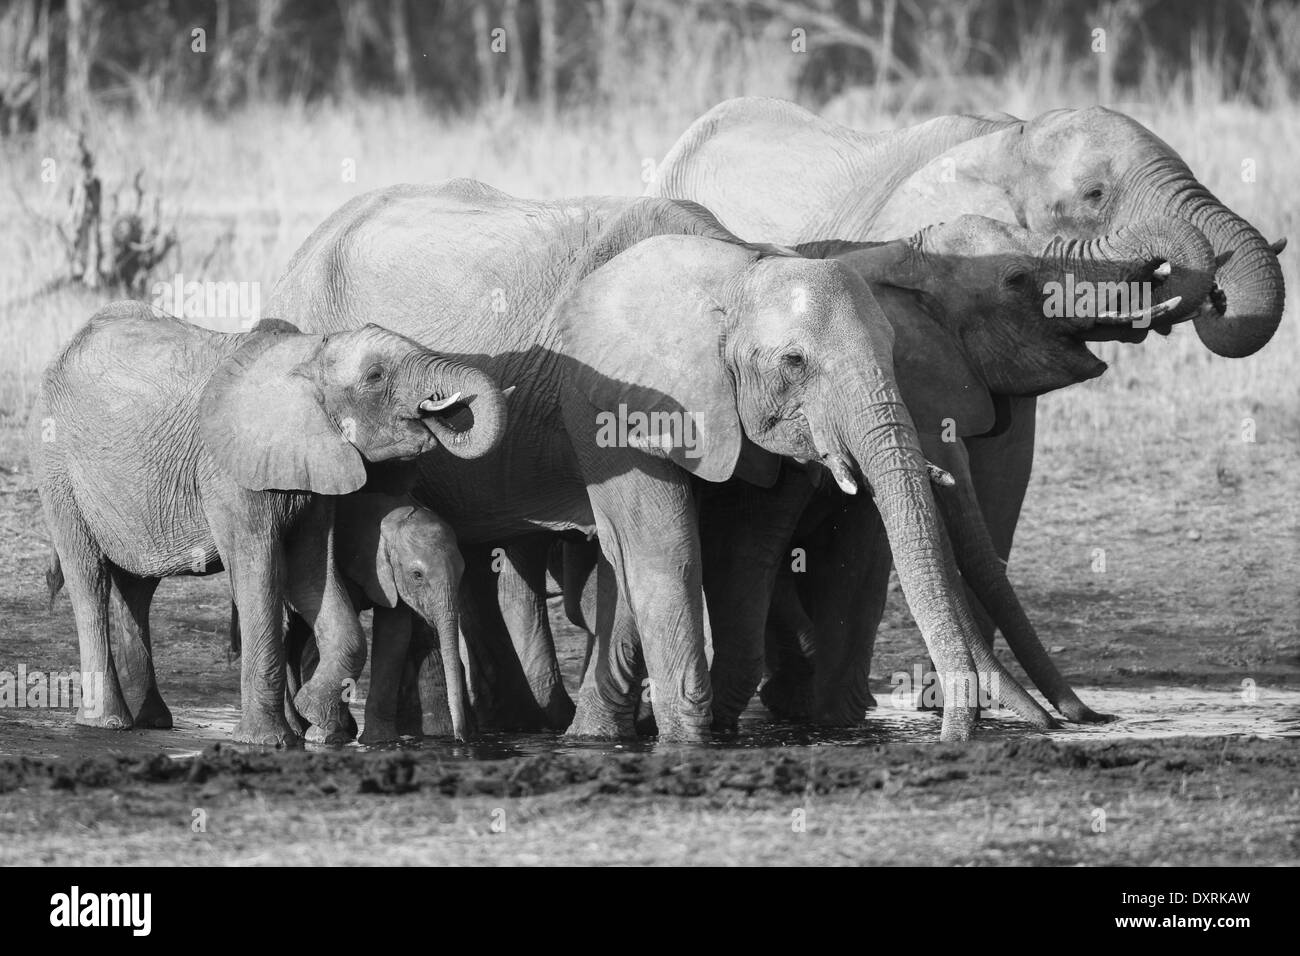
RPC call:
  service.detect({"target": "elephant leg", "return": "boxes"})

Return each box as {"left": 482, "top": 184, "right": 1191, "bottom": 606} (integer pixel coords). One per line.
{"left": 962, "top": 396, "right": 1038, "bottom": 637}
{"left": 108, "top": 569, "right": 171, "bottom": 728}
{"left": 564, "top": 416, "right": 710, "bottom": 742}
{"left": 568, "top": 552, "right": 641, "bottom": 739}
{"left": 699, "top": 468, "right": 814, "bottom": 732}
{"left": 395, "top": 649, "right": 424, "bottom": 738}
{"left": 284, "top": 506, "right": 366, "bottom": 744}
{"left": 282, "top": 611, "right": 311, "bottom": 737}
{"left": 360, "top": 605, "right": 412, "bottom": 745}
{"left": 801, "top": 496, "right": 891, "bottom": 724}
{"left": 758, "top": 571, "right": 816, "bottom": 720}
{"left": 215, "top": 535, "right": 298, "bottom": 747}
{"left": 498, "top": 535, "right": 576, "bottom": 729}
{"left": 563, "top": 537, "right": 601, "bottom": 681}
{"left": 49, "top": 521, "right": 132, "bottom": 729}
{"left": 458, "top": 543, "right": 548, "bottom": 730}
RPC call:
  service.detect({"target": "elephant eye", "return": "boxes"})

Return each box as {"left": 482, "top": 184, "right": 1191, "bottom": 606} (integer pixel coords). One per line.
{"left": 410, "top": 568, "right": 424, "bottom": 580}
{"left": 364, "top": 364, "right": 385, "bottom": 384}
{"left": 1003, "top": 270, "right": 1031, "bottom": 289}
{"left": 781, "top": 351, "right": 806, "bottom": 370}
{"left": 1083, "top": 185, "right": 1105, "bottom": 202}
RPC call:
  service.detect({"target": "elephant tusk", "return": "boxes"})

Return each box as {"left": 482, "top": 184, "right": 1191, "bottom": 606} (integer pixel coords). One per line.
{"left": 1269, "top": 237, "right": 1288, "bottom": 256}
{"left": 1096, "top": 294, "right": 1182, "bottom": 324}
{"left": 820, "top": 452, "right": 859, "bottom": 495}
{"left": 926, "top": 461, "right": 955, "bottom": 487}
{"left": 501, "top": 385, "right": 518, "bottom": 400}
{"left": 1152, "top": 260, "right": 1172, "bottom": 281}
{"left": 419, "top": 391, "right": 462, "bottom": 414}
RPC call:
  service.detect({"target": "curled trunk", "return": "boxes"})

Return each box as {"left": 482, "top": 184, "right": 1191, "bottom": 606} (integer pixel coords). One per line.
{"left": 1052, "top": 215, "right": 1215, "bottom": 333}
{"left": 1184, "top": 196, "right": 1286, "bottom": 358}
{"left": 411, "top": 360, "right": 508, "bottom": 460}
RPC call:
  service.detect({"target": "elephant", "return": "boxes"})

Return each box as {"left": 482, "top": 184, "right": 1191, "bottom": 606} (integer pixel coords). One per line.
{"left": 30, "top": 302, "right": 506, "bottom": 745}
{"left": 265, "top": 178, "right": 1033, "bottom": 742}
{"left": 276, "top": 492, "right": 470, "bottom": 745}
{"left": 647, "top": 97, "right": 1285, "bottom": 721}
{"left": 547, "top": 211, "right": 1215, "bottom": 729}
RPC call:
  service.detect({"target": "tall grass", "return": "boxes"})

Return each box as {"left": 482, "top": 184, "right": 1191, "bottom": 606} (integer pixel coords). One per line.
{"left": 1, "top": 30, "right": 1297, "bottom": 461}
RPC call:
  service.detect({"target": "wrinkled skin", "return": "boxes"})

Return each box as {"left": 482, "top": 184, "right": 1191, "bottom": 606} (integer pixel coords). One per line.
{"left": 553, "top": 213, "right": 1216, "bottom": 729}
{"left": 31, "top": 303, "right": 505, "bottom": 746}
{"left": 649, "top": 97, "right": 1285, "bottom": 724}
{"left": 325, "top": 493, "right": 469, "bottom": 745}
{"left": 266, "top": 179, "right": 1028, "bottom": 742}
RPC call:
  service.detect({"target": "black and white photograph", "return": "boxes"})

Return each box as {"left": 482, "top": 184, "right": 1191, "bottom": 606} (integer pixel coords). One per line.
{"left": 0, "top": 0, "right": 1295, "bottom": 892}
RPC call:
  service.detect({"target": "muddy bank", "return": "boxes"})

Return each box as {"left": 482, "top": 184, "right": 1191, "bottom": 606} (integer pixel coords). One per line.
{"left": 2, "top": 735, "right": 1295, "bottom": 800}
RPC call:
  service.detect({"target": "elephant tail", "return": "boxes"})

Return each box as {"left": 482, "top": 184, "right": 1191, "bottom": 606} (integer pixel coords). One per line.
{"left": 44, "top": 550, "right": 64, "bottom": 612}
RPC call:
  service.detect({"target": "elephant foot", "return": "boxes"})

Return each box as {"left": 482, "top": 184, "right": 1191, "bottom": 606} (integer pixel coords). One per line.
{"left": 539, "top": 690, "right": 577, "bottom": 731}
{"left": 293, "top": 676, "right": 356, "bottom": 741}
{"left": 283, "top": 695, "right": 310, "bottom": 737}
{"left": 76, "top": 705, "right": 133, "bottom": 730}
{"left": 759, "top": 672, "right": 814, "bottom": 722}
{"left": 304, "top": 721, "right": 354, "bottom": 746}
{"left": 131, "top": 690, "right": 173, "bottom": 729}
{"left": 634, "top": 678, "right": 659, "bottom": 736}
{"left": 709, "top": 714, "right": 738, "bottom": 736}
{"left": 421, "top": 708, "right": 455, "bottom": 737}
{"left": 652, "top": 718, "right": 711, "bottom": 744}
{"left": 1061, "top": 701, "right": 1119, "bottom": 724}
{"left": 565, "top": 692, "right": 636, "bottom": 740}
{"left": 358, "top": 718, "right": 399, "bottom": 746}
{"left": 233, "top": 710, "right": 302, "bottom": 748}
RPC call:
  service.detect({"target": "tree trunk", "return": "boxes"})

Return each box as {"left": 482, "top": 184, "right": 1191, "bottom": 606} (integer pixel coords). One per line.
{"left": 502, "top": 0, "right": 523, "bottom": 109}
{"left": 472, "top": 1, "right": 496, "bottom": 105}
{"left": 388, "top": 0, "right": 415, "bottom": 100}
{"left": 538, "top": 0, "right": 557, "bottom": 119}
{"left": 63, "top": 0, "right": 90, "bottom": 118}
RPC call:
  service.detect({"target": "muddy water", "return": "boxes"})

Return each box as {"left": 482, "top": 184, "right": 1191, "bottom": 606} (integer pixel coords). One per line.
{"left": 1, "top": 685, "right": 1295, "bottom": 762}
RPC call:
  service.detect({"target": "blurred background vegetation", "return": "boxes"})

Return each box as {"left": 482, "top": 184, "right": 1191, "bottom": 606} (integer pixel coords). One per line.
{"left": 3, "top": 0, "right": 1300, "bottom": 128}
{"left": 0, "top": 0, "right": 1297, "bottom": 454}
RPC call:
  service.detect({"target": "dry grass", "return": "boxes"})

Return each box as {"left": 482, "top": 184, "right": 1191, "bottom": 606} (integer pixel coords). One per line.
{"left": 2, "top": 88, "right": 1297, "bottom": 453}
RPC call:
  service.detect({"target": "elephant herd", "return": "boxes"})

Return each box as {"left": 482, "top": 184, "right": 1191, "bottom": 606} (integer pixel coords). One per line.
{"left": 31, "top": 98, "right": 1285, "bottom": 746}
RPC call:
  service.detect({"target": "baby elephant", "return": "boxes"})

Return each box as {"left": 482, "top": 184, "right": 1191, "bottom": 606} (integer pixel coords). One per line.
{"left": 31, "top": 303, "right": 505, "bottom": 745}
{"left": 281, "top": 493, "right": 470, "bottom": 744}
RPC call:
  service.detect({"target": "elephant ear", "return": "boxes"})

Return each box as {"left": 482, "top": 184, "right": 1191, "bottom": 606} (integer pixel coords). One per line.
{"left": 871, "top": 285, "right": 996, "bottom": 438}
{"left": 557, "top": 234, "right": 759, "bottom": 482}
{"left": 201, "top": 330, "right": 367, "bottom": 494}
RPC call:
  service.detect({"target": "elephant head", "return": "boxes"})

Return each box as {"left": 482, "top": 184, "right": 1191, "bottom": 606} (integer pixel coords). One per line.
{"left": 557, "top": 234, "right": 1025, "bottom": 740}
{"left": 201, "top": 323, "right": 507, "bottom": 495}
{"left": 655, "top": 99, "right": 1285, "bottom": 360}
{"left": 945, "top": 106, "right": 1285, "bottom": 358}
{"left": 814, "top": 213, "right": 1217, "bottom": 432}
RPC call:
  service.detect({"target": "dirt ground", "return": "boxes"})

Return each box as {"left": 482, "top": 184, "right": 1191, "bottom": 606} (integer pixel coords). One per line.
{"left": 1, "top": 414, "right": 1297, "bottom": 866}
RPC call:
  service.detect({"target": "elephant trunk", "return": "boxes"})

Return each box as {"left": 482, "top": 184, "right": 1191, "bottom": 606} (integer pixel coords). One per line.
{"left": 433, "top": 603, "right": 470, "bottom": 742}
{"left": 1182, "top": 195, "right": 1286, "bottom": 358}
{"left": 1054, "top": 216, "right": 1215, "bottom": 334}
{"left": 409, "top": 359, "right": 508, "bottom": 460}
{"left": 817, "top": 374, "right": 983, "bottom": 741}
{"left": 933, "top": 446, "right": 1106, "bottom": 723}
